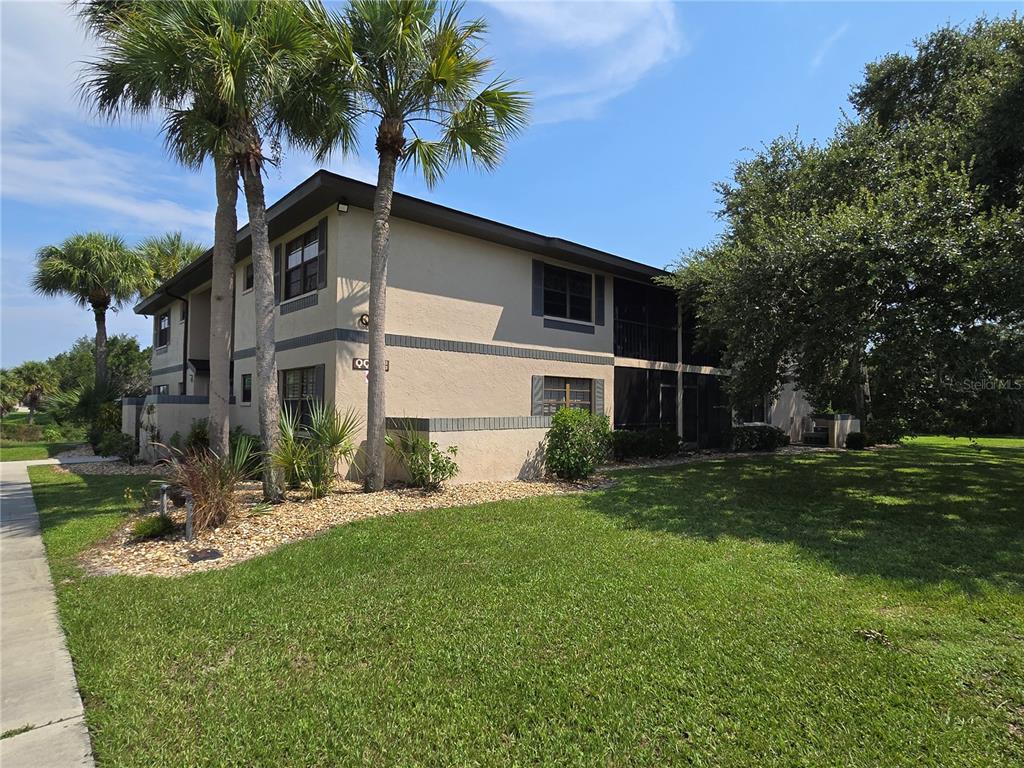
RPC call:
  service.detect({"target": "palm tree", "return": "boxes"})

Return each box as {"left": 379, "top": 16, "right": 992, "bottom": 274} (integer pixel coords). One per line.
{"left": 135, "top": 231, "right": 207, "bottom": 283}
{"left": 303, "top": 0, "right": 530, "bottom": 491}
{"left": 32, "top": 232, "right": 154, "bottom": 390}
{"left": 12, "top": 362, "right": 57, "bottom": 425}
{"left": 80, "top": 0, "right": 326, "bottom": 498}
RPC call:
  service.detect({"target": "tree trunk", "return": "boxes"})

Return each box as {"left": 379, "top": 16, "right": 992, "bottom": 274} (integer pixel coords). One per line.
{"left": 242, "top": 162, "right": 282, "bottom": 501}
{"left": 209, "top": 156, "right": 238, "bottom": 458}
{"left": 364, "top": 147, "right": 400, "bottom": 492}
{"left": 93, "top": 302, "right": 109, "bottom": 391}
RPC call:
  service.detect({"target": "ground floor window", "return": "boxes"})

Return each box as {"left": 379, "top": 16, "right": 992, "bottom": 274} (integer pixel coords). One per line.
{"left": 241, "top": 374, "right": 252, "bottom": 404}
{"left": 542, "top": 376, "right": 593, "bottom": 414}
{"left": 152, "top": 384, "right": 169, "bottom": 395}
{"left": 281, "top": 367, "right": 317, "bottom": 423}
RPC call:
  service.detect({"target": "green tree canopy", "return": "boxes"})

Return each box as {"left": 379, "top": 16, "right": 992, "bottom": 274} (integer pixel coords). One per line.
{"left": 663, "top": 16, "right": 1024, "bottom": 437}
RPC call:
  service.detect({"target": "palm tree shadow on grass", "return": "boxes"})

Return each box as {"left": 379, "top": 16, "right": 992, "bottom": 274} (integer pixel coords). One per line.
{"left": 581, "top": 441, "right": 1024, "bottom": 594}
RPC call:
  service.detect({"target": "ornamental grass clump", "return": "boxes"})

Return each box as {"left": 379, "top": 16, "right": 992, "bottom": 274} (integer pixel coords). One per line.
{"left": 160, "top": 436, "right": 256, "bottom": 531}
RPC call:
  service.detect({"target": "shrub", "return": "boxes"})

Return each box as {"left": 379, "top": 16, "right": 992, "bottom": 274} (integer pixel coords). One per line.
{"left": 96, "top": 430, "right": 139, "bottom": 463}
{"left": 185, "top": 418, "right": 210, "bottom": 453}
{"left": 88, "top": 402, "right": 121, "bottom": 451}
{"left": 42, "top": 425, "right": 64, "bottom": 442}
{"left": 611, "top": 428, "right": 681, "bottom": 461}
{"left": 386, "top": 425, "right": 460, "bottom": 491}
{"left": 132, "top": 514, "right": 176, "bottom": 540}
{"left": 730, "top": 424, "right": 790, "bottom": 452}
{"left": 864, "top": 418, "right": 906, "bottom": 445}
{"left": 160, "top": 439, "right": 254, "bottom": 531}
{"left": 544, "top": 407, "right": 612, "bottom": 480}
{"left": 845, "top": 431, "right": 868, "bottom": 450}
{"left": 0, "top": 423, "right": 43, "bottom": 441}
{"left": 270, "top": 403, "right": 362, "bottom": 498}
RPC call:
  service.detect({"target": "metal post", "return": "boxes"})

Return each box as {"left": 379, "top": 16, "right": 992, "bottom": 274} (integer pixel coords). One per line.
{"left": 159, "top": 483, "right": 169, "bottom": 519}
{"left": 185, "top": 496, "right": 194, "bottom": 542}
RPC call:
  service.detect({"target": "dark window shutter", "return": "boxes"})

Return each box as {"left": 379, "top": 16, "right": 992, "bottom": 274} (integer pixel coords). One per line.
{"left": 153, "top": 316, "right": 158, "bottom": 347}
{"left": 532, "top": 260, "right": 543, "bottom": 316}
{"left": 317, "top": 217, "right": 328, "bottom": 290}
{"left": 595, "top": 275, "right": 605, "bottom": 325}
{"left": 531, "top": 375, "right": 544, "bottom": 416}
{"left": 273, "top": 244, "right": 282, "bottom": 305}
{"left": 313, "top": 363, "right": 326, "bottom": 405}
{"left": 593, "top": 378, "right": 605, "bottom": 415}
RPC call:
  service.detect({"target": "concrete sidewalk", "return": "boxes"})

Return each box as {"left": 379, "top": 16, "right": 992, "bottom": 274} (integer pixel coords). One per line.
{"left": 1, "top": 459, "right": 96, "bottom": 767}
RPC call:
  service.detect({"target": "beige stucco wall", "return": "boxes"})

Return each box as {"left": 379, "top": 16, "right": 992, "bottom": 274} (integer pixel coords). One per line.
{"left": 136, "top": 399, "right": 210, "bottom": 461}
{"left": 135, "top": 200, "right": 690, "bottom": 481}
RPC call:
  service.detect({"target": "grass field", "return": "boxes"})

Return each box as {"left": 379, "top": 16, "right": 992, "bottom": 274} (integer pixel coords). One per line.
{"left": 1, "top": 411, "right": 86, "bottom": 461}
{"left": 0, "top": 440, "right": 79, "bottom": 461}
{"left": 31, "top": 436, "right": 1024, "bottom": 766}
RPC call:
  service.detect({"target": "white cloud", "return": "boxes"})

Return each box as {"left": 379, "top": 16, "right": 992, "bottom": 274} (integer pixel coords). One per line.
{"left": 484, "top": 0, "right": 685, "bottom": 122}
{"left": 810, "top": 22, "right": 849, "bottom": 72}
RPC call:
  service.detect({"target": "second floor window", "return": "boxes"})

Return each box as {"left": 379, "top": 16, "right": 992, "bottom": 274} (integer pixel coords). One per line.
{"left": 284, "top": 228, "right": 319, "bottom": 300}
{"left": 544, "top": 264, "right": 592, "bottom": 322}
{"left": 152, "top": 384, "right": 169, "bottom": 395}
{"left": 542, "top": 376, "right": 593, "bottom": 414}
{"left": 156, "top": 311, "right": 170, "bottom": 348}
{"left": 243, "top": 262, "right": 254, "bottom": 292}
{"left": 241, "top": 374, "right": 252, "bottom": 404}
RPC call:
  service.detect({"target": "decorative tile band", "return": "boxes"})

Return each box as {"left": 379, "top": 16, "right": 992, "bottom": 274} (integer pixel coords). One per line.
{"left": 280, "top": 292, "right": 318, "bottom": 315}
{"left": 234, "top": 328, "right": 614, "bottom": 366}
{"left": 386, "top": 415, "right": 553, "bottom": 432}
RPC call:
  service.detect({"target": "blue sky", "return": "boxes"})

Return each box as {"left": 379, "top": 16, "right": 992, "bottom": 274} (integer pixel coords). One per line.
{"left": 2, "top": 0, "right": 1020, "bottom": 367}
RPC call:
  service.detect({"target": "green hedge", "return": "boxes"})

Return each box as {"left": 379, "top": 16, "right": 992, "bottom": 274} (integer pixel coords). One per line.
{"left": 545, "top": 408, "right": 612, "bottom": 480}
{"left": 1, "top": 423, "right": 43, "bottom": 441}
{"left": 730, "top": 424, "right": 791, "bottom": 452}
{"left": 611, "top": 428, "right": 681, "bottom": 461}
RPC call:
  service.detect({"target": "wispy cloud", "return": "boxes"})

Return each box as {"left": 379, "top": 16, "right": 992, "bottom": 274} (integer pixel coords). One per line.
{"left": 483, "top": 1, "right": 686, "bottom": 123}
{"left": 810, "top": 22, "right": 849, "bottom": 72}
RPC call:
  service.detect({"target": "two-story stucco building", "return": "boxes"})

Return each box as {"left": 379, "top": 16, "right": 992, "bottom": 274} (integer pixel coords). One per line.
{"left": 122, "top": 170, "right": 812, "bottom": 482}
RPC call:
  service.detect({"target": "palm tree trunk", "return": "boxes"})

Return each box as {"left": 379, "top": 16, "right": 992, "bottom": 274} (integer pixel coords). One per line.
{"left": 242, "top": 162, "right": 282, "bottom": 501}
{"left": 93, "top": 302, "right": 108, "bottom": 390}
{"left": 209, "top": 156, "right": 238, "bottom": 458}
{"left": 364, "top": 147, "right": 399, "bottom": 492}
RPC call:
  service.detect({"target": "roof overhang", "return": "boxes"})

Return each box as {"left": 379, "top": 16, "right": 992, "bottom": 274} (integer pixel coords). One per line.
{"left": 135, "top": 170, "right": 669, "bottom": 315}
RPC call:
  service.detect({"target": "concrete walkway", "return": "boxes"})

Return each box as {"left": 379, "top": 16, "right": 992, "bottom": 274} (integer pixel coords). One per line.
{"left": 1, "top": 458, "right": 104, "bottom": 768}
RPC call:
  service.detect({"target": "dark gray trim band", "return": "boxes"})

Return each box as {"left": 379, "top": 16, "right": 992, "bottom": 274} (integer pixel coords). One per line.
{"left": 543, "top": 318, "right": 595, "bottom": 335}
{"left": 143, "top": 395, "right": 210, "bottom": 405}
{"left": 280, "top": 292, "right": 318, "bottom": 315}
{"left": 121, "top": 397, "right": 145, "bottom": 405}
{"left": 151, "top": 364, "right": 183, "bottom": 376}
{"left": 386, "top": 415, "right": 553, "bottom": 432}
{"left": 234, "top": 328, "right": 614, "bottom": 366}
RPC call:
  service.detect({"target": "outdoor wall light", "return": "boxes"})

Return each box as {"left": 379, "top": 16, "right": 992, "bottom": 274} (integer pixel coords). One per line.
{"left": 337, "top": 201, "right": 349, "bottom": 213}
{"left": 358, "top": 313, "right": 370, "bottom": 328}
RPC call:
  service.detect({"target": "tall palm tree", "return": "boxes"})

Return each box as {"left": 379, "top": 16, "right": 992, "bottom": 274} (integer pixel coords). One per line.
{"left": 135, "top": 231, "right": 207, "bottom": 283}
{"left": 303, "top": 0, "right": 530, "bottom": 491}
{"left": 81, "top": 0, "right": 329, "bottom": 498}
{"left": 32, "top": 233, "right": 154, "bottom": 391}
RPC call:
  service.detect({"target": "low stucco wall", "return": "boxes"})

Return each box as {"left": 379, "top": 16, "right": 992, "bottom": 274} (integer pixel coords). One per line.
{"left": 132, "top": 398, "right": 211, "bottom": 461}
{"left": 431, "top": 427, "right": 547, "bottom": 484}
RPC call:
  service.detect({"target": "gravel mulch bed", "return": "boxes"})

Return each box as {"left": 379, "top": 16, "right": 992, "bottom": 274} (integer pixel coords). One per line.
{"left": 81, "top": 476, "right": 612, "bottom": 578}
{"left": 53, "top": 444, "right": 95, "bottom": 459}
{"left": 54, "top": 461, "right": 161, "bottom": 476}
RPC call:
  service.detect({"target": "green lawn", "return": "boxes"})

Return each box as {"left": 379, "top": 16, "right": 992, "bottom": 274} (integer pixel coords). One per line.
{"left": 31, "top": 436, "right": 1024, "bottom": 767}
{"left": 0, "top": 440, "right": 80, "bottom": 461}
